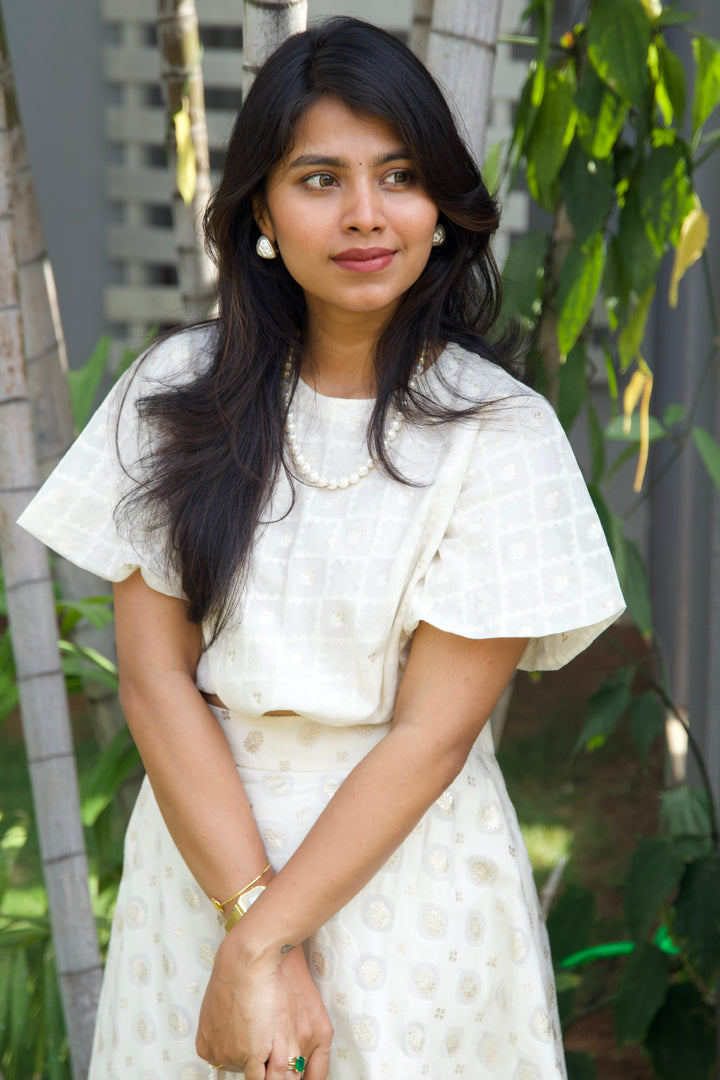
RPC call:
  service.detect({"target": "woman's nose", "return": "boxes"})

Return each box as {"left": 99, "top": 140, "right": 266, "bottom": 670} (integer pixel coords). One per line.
{"left": 341, "top": 179, "right": 386, "bottom": 233}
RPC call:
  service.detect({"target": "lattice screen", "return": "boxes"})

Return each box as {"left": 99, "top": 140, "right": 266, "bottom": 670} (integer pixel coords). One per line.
{"left": 101, "top": 0, "right": 529, "bottom": 348}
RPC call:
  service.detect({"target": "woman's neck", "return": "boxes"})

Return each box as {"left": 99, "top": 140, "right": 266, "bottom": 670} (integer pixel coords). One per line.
{"left": 300, "top": 308, "right": 389, "bottom": 399}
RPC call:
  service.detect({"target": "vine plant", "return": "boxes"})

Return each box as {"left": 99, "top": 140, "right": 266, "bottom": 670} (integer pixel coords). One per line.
{"left": 500, "top": 0, "right": 720, "bottom": 1076}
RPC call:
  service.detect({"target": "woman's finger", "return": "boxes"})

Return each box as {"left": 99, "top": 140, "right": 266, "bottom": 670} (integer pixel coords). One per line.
{"left": 303, "top": 1043, "right": 331, "bottom": 1080}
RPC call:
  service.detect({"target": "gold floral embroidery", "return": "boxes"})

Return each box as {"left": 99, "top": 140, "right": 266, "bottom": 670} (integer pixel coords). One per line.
{"left": 413, "top": 966, "right": 437, "bottom": 996}
{"left": 298, "top": 722, "right": 321, "bottom": 745}
{"left": 405, "top": 1028, "right": 425, "bottom": 1053}
{"left": 422, "top": 907, "right": 447, "bottom": 936}
{"left": 244, "top": 730, "right": 264, "bottom": 753}
{"left": 352, "top": 1018, "right": 377, "bottom": 1048}
{"left": 168, "top": 1009, "right": 190, "bottom": 1035}
{"left": 471, "top": 859, "right": 497, "bottom": 885}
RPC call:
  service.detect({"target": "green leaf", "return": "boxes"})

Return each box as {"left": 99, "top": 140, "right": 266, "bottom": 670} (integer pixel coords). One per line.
{"left": 10, "top": 945, "right": 31, "bottom": 1058}
{"left": 613, "top": 942, "right": 670, "bottom": 1044}
{"left": 660, "top": 785, "right": 713, "bottom": 843}
{"left": 43, "top": 950, "right": 68, "bottom": 1080}
{"left": 573, "top": 667, "right": 634, "bottom": 755}
{"left": 645, "top": 983, "right": 717, "bottom": 1080}
{"left": 618, "top": 285, "right": 655, "bottom": 371}
{"left": 547, "top": 884, "right": 596, "bottom": 964}
{"left": 508, "top": 67, "right": 541, "bottom": 170}
{"left": 80, "top": 726, "right": 141, "bottom": 826}
{"left": 603, "top": 342, "right": 619, "bottom": 407}
{"left": 565, "top": 1050, "right": 596, "bottom": 1080}
{"left": 501, "top": 231, "right": 548, "bottom": 323}
{"left": 557, "top": 233, "right": 606, "bottom": 357}
{"left": 657, "top": 39, "right": 686, "bottom": 127}
{"left": 587, "top": 404, "right": 606, "bottom": 485}
{"left": 662, "top": 403, "right": 686, "bottom": 427}
{"left": 674, "top": 853, "right": 720, "bottom": 984}
{"left": 605, "top": 414, "right": 665, "bottom": 442}
{"left": 692, "top": 35, "right": 720, "bottom": 139}
{"left": 526, "top": 68, "right": 577, "bottom": 210}
{"left": 57, "top": 596, "right": 114, "bottom": 635}
{"left": 557, "top": 343, "right": 588, "bottom": 434}
{"left": 587, "top": 0, "right": 652, "bottom": 107}
{"left": 617, "top": 188, "right": 663, "bottom": 297}
{"left": 603, "top": 240, "right": 628, "bottom": 320}
{"left": 620, "top": 535, "right": 653, "bottom": 636}
{"left": 59, "top": 643, "right": 119, "bottom": 692}
{"left": 576, "top": 65, "right": 628, "bottom": 159}
{"left": 67, "top": 335, "right": 112, "bottom": 431}
{"left": 692, "top": 426, "right": 720, "bottom": 490}
{"left": 636, "top": 144, "right": 691, "bottom": 252}
{"left": 624, "top": 837, "right": 685, "bottom": 941}
{"left": 629, "top": 692, "right": 664, "bottom": 762}
{"left": 482, "top": 140, "right": 504, "bottom": 194}
{"left": 560, "top": 140, "right": 614, "bottom": 242}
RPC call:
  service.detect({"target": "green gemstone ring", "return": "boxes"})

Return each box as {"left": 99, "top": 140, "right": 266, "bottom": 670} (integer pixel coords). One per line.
{"left": 287, "top": 1056, "right": 306, "bottom": 1074}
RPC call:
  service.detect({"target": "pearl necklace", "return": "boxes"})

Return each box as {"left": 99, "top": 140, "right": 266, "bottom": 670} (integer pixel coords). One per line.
{"left": 282, "top": 353, "right": 425, "bottom": 490}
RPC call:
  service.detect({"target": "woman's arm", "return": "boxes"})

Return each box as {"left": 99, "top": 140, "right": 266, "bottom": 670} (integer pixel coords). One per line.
{"left": 113, "top": 571, "right": 333, "bottom": 1080}
{"left": 204, "top": 621, "right": 527, "bottom": 990}
{"left": 113, "top": 570, "right": 269, "bottom": 901}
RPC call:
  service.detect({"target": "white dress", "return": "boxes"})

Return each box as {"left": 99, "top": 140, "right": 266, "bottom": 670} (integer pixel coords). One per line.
{"left": 18, "top": 327, "right": 624, "bottom": 1080}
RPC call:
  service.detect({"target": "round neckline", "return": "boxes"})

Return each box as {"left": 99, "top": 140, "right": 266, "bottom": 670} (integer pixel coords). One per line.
{"left": 293, "top": 376, "right": 375, "bottom": 412}
{"left": 296, "top": 375, "right": 376, "bottom": 403}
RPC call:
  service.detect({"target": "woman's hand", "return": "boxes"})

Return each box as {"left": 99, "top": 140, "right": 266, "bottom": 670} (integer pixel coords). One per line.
{"left": 197, "top": 936, "right": 333, "bottom": 1080}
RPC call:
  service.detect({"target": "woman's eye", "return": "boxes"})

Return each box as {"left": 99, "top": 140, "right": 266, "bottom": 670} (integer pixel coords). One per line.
{"left": 385, "top": 170, "right": 412, "bottom": 185}
{"left": 304, "top": 173, "right": 336, "bottom": 189}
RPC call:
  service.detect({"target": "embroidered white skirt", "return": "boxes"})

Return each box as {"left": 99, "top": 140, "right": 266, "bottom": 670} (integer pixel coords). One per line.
{"left": 88, "top": 708, "right": 567, "bottom": 1080}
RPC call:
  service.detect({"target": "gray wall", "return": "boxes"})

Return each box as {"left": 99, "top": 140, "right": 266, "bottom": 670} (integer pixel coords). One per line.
{"left": 4, "top": 0, "right": 108, "bottom": 368}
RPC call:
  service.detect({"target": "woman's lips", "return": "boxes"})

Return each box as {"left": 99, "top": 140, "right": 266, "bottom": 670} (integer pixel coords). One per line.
{"left": 332, "top": 247, "right": 395, "bottom": 273}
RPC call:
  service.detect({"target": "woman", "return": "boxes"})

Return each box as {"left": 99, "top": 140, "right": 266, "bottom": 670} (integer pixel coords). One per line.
{"left": 19, "top": 17, "right": 624, "bottom": 1080}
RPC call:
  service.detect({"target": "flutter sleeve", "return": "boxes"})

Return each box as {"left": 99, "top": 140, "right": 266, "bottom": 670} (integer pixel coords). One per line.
{"left": 16, "top": 329, "right": 210, "bottom": 599}
{"left": 403, "top": 391, "right": 625, "bottom": 670}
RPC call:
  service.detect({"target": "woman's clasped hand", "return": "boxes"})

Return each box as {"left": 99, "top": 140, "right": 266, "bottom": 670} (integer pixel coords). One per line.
{"left": 197, "top": 937, "right": 332, "bottom": 1079}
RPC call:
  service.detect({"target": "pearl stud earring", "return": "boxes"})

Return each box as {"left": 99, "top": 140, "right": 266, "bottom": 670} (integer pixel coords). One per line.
{"left": 432, "top": 224, "right": 446, "bottom": 246}
{"left": 256, "top": 235, "right": 277, "bottom": 260}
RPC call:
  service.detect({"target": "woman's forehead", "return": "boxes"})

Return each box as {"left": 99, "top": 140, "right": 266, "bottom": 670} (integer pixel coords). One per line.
{"left": 279, "top": 97, "right": 408, "bottom": 169}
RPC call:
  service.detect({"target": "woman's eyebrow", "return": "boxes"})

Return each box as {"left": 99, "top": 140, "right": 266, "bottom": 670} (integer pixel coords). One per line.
{"left": 287, "top": 149, "right": 412, "bottom": 169}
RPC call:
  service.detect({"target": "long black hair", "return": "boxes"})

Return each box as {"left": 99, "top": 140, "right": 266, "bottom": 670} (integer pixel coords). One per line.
{"left": 118, "top": 16, "right": 522, "bottom": 641}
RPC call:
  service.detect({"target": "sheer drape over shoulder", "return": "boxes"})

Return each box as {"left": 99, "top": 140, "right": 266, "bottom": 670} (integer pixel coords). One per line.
{"left": 17, "top": 326, "right": 216, "bottom": 600}
{"left": 18, "top": 333, "right": 624, "bottom": 723}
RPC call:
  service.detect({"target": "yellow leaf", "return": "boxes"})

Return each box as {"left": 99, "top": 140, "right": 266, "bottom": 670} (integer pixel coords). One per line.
{"left": 668, "top": 200, "right": 709, "bottom": 307}
{"left": 640, "top": 0, "right": 662, "bottom": 18}
{"left": 623, "top": 369, "right": 648, "bottom": 434}
{"left": 173, "top": 97, "right": 196, "bottom": 205}
{"left": 633, "top": 373, "right": 654, "bottom": 492}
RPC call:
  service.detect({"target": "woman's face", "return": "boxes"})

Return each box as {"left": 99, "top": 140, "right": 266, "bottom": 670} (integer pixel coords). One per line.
{"left": 254, "top": 96, "right": 439, "bottom": 328}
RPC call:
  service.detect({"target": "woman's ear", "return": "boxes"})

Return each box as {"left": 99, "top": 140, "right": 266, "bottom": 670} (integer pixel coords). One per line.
{"left": 252, "top": 194, "right": 275, "bottom": 245}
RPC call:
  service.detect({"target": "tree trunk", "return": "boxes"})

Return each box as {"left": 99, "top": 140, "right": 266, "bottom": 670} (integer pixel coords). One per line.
{"left": 410, "top": 0, "right": 434, "bottom": 60}
{"left": 1, "top": 13, "right": 129, "bottom": 766}
{"left": 0, "top": 32, "right": 102, "bottom": 1080}
{"left": 156, "top": 0, "right": 216, "bottom": 321}
{"left": 426, "top": 0, "right": 503, "bottom": 165}
{"left": 242, "top": 0, "right": 307, "bottom": 96}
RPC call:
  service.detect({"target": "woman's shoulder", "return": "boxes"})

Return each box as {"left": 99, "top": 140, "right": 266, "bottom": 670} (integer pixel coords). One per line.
{"left": 432, "top": 343, "right": 557, "bottom": 436}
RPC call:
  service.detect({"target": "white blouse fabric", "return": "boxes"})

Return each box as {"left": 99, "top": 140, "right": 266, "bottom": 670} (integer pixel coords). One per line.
{"left": 18, "top": 327, "right": 624, "bottom": 1080}
{"left": 18, "top": 326, "right": 624, "bottom": 725}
